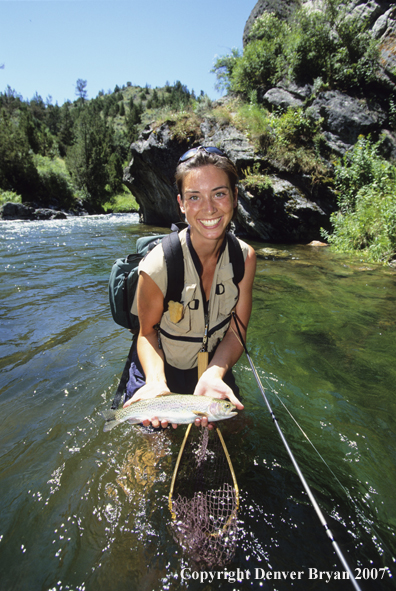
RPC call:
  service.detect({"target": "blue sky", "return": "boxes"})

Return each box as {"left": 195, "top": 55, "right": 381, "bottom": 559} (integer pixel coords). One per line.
{"left": 0, "top": 0, "right": 255, "bottom": 105}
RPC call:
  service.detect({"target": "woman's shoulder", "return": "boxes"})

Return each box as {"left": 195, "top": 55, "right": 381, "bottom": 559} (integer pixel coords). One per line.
{"left": 233, "top": 235, "right": 255, "bottom": 262}
{"left": 139, "top": 242, "right": 167, "bottom": 295}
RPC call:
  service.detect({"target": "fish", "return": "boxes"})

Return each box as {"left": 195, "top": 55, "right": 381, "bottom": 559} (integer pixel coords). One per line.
{"left": 101, "top": 394, "right": 237, "bottom": 432}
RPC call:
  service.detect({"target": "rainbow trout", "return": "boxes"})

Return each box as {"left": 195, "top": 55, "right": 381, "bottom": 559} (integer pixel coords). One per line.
{"left": 101, "top": 394, "right": 237, "bottom": 432}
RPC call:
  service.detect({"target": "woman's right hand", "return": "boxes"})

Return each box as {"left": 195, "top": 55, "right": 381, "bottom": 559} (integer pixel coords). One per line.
{"left": 123, "top": 381, "right": 170, "bottom": 407}
{"left": 123, "top": 382, "right": 176, "bottom": 429}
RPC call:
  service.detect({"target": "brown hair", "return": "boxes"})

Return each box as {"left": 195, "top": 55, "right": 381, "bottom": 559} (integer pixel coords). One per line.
{"left": 175, "top": 148, "right": 239, "bottom": 198}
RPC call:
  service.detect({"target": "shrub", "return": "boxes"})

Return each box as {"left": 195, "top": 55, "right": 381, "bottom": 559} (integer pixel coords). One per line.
{"left": 0, "top": 190, "right": 21, "bottom": 206}
{"left": 212, "top": 2, "right": 380, "bottom": 96}
{"left": 321, "top": 136, "right": 396, "bottom": 263}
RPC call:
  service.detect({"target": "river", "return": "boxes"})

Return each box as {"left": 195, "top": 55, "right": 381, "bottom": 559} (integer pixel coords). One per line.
{"left": 0, "top": 214, "right": 395, "bottom": 591}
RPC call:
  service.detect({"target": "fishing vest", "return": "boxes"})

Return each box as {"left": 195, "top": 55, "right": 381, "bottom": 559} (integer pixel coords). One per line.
{"left": 132, "top": 227, "right": 249, "bottom": 370}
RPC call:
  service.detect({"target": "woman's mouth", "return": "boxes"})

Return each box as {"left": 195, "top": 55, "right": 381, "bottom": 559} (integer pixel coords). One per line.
{"left": 199, "top": 217, "right": 222, "bottom": 228}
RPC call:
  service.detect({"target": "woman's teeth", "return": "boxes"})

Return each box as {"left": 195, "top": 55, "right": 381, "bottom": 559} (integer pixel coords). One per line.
{"left": 200, "top": 217, "right": 221, "bottom": 227}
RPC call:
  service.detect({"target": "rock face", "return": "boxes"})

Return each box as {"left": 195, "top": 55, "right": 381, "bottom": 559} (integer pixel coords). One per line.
{"left": 123, "top": 119, "right": 333, "bottom": 243}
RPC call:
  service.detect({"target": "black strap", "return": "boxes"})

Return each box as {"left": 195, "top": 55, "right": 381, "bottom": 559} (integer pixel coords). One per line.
{"left": 162, "top": 231, "right": 184, "bottom": 306}
{"left": 227, "top": 232, "right": 245, "bottom": 285}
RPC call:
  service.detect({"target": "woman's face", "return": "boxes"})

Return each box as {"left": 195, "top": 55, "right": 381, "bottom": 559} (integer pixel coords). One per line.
{"left": 177, "top": 165, "right": 237, "bottom": 244}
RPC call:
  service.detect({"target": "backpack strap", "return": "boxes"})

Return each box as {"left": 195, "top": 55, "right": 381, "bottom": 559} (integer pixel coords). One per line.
{"left": 162, "top": 230, "right": 184, "bottom": 306}
{"left": 226, "top": 232, "right": 245, "bottom": 286}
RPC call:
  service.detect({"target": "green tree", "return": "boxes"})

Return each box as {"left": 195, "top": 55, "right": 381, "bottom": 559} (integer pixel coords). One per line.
{"left": 107, "top": 151, "right": 124, "bottom": 193}
{"left": 0, "top": 109, "right": 41, "bottom": 201}
{"left": 66, "top": 102, "right": 112, "bottom": 210}
{"left": 75, "top": 79, "right": 88, "bottom": 103}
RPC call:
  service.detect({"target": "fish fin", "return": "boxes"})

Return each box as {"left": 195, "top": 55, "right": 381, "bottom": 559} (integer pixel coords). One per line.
{"left": 101, "top": 410, "right": 119, "bottom": 432}
{"left": 192, "top": 411, "right": 208, "bottom": 417}
{"left": 101, "top": 409, "right": 116, "bottom": 421}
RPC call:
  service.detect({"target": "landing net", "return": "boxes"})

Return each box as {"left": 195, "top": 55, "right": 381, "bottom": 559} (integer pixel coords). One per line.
{"left": 169, "top": 424, "right": 239, "bottom": 569}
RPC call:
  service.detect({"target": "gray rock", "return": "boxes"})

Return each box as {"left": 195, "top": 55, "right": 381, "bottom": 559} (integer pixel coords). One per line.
{"left": 0, "top": 202, "right": 67, "bottom": 221}
{"left": 263, "top": 88, "right": 304, "bottom": 110}
{"left": 310, "top": 91, "right": 386, "bottom": 146}
{"left": 1, "top": 202, "right": 35, "bottom": 220}
{"left": 123, "top": 123, "right": 184, "bottom": 226}
{"left": 236, "top": 178, "right": 329, "bottom": 243}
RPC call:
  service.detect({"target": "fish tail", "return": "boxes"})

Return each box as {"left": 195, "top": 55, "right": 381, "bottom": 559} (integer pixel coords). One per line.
{"left": 101, "top": 409, "right": 119, "bottom": 432}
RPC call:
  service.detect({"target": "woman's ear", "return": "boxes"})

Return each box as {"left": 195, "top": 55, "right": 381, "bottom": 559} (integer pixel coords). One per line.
{"left": 177, "top": 194, "right": 185, "bottom": 214}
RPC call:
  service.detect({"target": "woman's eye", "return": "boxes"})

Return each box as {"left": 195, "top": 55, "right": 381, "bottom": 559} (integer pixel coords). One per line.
{"left": 215, "top": 192, "right": 227, "bottom": 199}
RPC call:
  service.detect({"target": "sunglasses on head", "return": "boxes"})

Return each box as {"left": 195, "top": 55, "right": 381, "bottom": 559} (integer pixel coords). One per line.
{"left": 177, "top": 146, "right": 227, "bottom": 165}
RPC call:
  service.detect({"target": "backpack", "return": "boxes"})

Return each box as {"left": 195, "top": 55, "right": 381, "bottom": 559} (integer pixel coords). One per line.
{"left": 109, "top": 230, "right": 184, "bottom": 333}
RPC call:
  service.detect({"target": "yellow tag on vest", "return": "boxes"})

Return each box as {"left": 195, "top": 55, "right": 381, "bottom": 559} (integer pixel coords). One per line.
{"left": 168, "top": 300, "right": 184, "bottom": 323}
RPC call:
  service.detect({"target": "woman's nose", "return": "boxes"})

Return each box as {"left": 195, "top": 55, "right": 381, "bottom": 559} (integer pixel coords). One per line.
{"left": 203, "top": 196, "right": 216, "bottom": 213}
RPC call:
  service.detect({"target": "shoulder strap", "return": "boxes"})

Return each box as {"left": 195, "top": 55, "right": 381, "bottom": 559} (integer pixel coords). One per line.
{"left": 162, "top": 230, "right": 184, "bottom": 305}
{"left": 226, "top": 233, "right": 245, "bottom": 285}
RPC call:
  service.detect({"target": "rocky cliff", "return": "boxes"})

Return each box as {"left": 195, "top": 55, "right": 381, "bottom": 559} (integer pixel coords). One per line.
{"left": 123, "top": 0, "right": 396, "bottom": 243}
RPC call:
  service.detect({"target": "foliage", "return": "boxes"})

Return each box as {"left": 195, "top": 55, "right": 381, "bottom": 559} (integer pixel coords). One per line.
{"left": 33, "top": 154, "right": 79, "bottom": 209}
{"left": 0, "top": 190, "right": 21, "bottom": 206}
{"left": 321, "top": 137, "right": 396, "bottom": 263}
{"left": 0, "top": 108, "right": 42, "bottom": 200}
{"left": 234, "top": 101, "right": 329, "bottom": 181}
{"left": 0, "top": 80, "right": 203, "bottom": 212}
{"left": 240, "top": 163, "right": 273, "bottom": 193}
{"left": 212, "top": 1, "right": 380, "bottom": 95}
{"left": 66, "top": 102, "right": 115, "bottom": 210}
{"left": 102, "top": 189, "right": 139, "bottom": 213}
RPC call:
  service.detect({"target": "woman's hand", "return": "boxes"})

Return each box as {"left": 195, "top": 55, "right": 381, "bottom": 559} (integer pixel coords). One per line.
{"left": 193, "top": 366, "right": 244, "bottom": 428}
{"left": 123, "top": 382, "right": 177, "bottom": 429}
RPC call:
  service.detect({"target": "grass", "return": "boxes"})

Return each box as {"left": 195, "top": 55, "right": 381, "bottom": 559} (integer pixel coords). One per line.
{"left": 103, "top": 188, "right": 139, "bottom": 213}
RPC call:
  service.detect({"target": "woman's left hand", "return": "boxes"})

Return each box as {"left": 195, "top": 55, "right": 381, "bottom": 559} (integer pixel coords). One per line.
{"left": 193, "top": 367, "right": 244, "bottom": 428}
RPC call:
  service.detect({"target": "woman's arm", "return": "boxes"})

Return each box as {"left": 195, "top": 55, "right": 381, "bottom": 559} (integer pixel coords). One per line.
{"left": 194, "top": 244, "right": 256, "bottom": 409}
{"left": 123, "top": 271, "right": 172, "bottom": 427}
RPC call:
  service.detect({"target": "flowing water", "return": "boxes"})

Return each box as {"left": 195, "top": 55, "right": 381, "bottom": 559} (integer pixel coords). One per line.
{"left": 0, "top": 214, "right": 395, "bottom": 591}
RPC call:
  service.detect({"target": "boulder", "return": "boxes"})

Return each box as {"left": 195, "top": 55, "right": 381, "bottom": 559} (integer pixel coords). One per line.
{"left": 262, "top": 88, "right": 304, "bottom": 111}
{"left": 0, "top": 202, "right": 67, "bottom": 221}
{"left": 309, "top": 91, "right": 387, "bottom": 149}
{"left": 123, "top": 124, "right": 184, "bottom": 226}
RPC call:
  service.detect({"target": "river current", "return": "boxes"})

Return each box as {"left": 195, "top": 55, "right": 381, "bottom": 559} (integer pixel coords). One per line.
{"left": 0, "top": 214, "right": 395, "bottom": 591}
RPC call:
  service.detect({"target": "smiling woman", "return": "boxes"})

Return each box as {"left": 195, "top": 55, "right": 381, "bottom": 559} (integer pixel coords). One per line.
{"left": 123, "top": 146, "right": 256, "bottom": 429}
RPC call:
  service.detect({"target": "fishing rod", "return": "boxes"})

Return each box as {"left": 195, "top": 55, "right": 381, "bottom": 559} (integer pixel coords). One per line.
{"left": 232, "top": 312, "right": 362, "bottom": 591}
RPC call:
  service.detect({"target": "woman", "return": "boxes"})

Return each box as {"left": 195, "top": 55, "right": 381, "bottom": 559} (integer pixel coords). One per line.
{"left": 124, "top": 146, "right": 256, "bottom": 429}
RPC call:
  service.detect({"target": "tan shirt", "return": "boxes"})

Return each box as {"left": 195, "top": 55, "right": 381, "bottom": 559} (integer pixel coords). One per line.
{"left": 132, "top": 228, "right": 249, "bottom": 370}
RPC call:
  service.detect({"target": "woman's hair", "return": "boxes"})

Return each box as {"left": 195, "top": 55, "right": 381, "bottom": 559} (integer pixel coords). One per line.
{"left": 175, "top": 148, "right": 239, "bottom": 198}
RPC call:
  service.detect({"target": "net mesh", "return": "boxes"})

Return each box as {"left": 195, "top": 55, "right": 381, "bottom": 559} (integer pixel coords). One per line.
{"left": 169, "top": 426, "right": 239, "bottom": 569}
